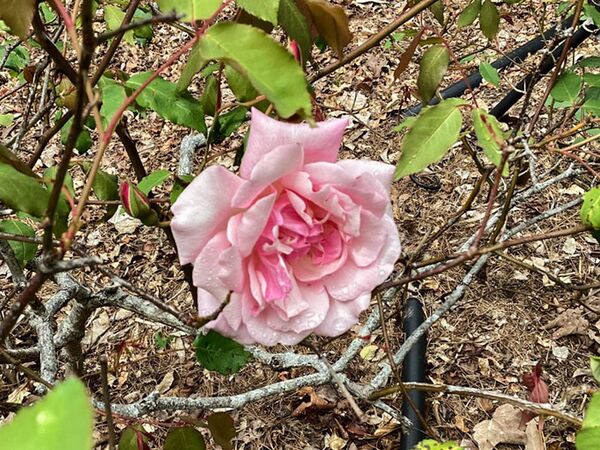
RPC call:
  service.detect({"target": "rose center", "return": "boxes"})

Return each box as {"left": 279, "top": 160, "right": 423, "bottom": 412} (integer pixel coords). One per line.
{"left": 255, "top": 190, "right": 343, "bottom": 302}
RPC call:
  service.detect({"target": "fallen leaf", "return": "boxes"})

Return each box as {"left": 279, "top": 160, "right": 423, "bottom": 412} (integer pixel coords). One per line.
{"left": 473, "top": 404, "right": 527, "bottom": 450}
{"left": 326, "top": 433, "right": 347, "bottom": 450}
{"left": 543, "top": 309, "right": 589, "bottom": 339}
{"left": 525, "top": 418, "right": 545, "bottom": 450}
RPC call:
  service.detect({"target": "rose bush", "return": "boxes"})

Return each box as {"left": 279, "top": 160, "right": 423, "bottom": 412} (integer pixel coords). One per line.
{"left": 171, "top": 109, "right": 400, "bottom": 345}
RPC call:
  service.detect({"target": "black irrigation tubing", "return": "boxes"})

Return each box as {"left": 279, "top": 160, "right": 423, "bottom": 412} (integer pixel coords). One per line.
{"left": 399, "top": 14, "right": 595, "bottom": 118}
{"left": 400, "top": 297, "right": 428, "bottom": 450}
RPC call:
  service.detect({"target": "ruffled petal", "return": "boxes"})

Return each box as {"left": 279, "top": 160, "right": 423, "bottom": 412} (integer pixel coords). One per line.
{"left": 240, "top": 108, "right": 348, "bottom": 178}
{"left": 324, "top": 212, "right": 400, "bottom": 301}
{"left": 233, "top": 143, "right": 303, "bottom": 208}
{"left": 227, "top": 193, "right": 276, "bottom": 256}
{"left": 171, "top": 166, "right": 242, "bottom": 265}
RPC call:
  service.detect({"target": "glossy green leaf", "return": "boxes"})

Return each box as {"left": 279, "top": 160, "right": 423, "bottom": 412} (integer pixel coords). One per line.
{"left": 207, "top": 413, "right": 236, "bottom": 450}
{"left": 157, "top": 0, "right": 223, "bottom": 21}
{"left": 0, "top": 220, "right": 37, "bottom": 267}
{"left": 580, "top": 187, "right": 600, "bottom": 230}
{"left": 126, "top": 72, "right": 207, "bottom": 134}
{"left": 551, "top": 71, "right": 582, "bottom": 103}
{"left": 164, "top": 427, "right": 206, "bottom": 450}
{"left": 99, "top": 77, "right": 127, "bottom": 128}
{"left": 104, "top": 5, "right": 134, "bottom": 44}
{"left": 0, "top": 0, "right": 36, "bottom": 38}
{"left": 394, "top": 99, "right": 466, "bottom": 179}
{"left": 43, "top": 166, "right": 76, "bottom": 198}
{"left": 138, "top": 169, "right": 171, "bottom": 195}
{"left": 0, "top": 378, "right": 93, "bottom": 450}
{"left": 457, "top": 0, "right": 481, "bottom": 27}
{"left": 194, "top": 330, "right": 252, "bottom": 375}
{"left": 201, "top": 74, "right": 218, "bottom": 117}
{"left": 472, "top": 108, "right": 509, "bottom": 176}
{"left": 278, "top": 0, "right": 312, "bottom": 64}
{"left": 0, "top": 113, "right": 14, "bottom": 127}
{"left": 479, "top": 62, "right": 500, "bottom": 87}
{"left": 194, "top": 23, "right": 312, "bottom": 119}
{"left": 576, "top": 393, "right": 600, "bottom": 450}
{"left": 236, "top": 0, "right": 279, "bottom": 25}
{"left": 81, "top": 163, "right": 119, "bottom": 218}
{"left": 480, "top": 0, "right": 499, "bottom": 40}
{"left": 417, "top": 45, "right": 449, "bottom": 103}
{"left": 591, "top": 356, "right": 600, "bottom": 384}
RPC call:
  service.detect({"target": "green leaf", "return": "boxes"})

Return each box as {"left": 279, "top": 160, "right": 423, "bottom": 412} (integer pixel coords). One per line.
{"left": 472, "top": 108, "right": 509, "bottom": 176}
{"left": 417, "top": 44, "right": 449, "bottom": 103}
{"left": 0, "top": 163, "right": 50, "bottom": 218}
{"left": 43, "top": 166, "right": 76, "bottom": 198}
{"left": 104, "top": 5, "right": 134, "bottom": 45}
{"left": 479, "top": 62, "right": 500, "bottom": 87}
{"left": 118, "top": 427, "right": 149, "bottom": 450}
{"left": 278, "top": 0, "right": 312, "bottom": 64}
{"left": 0, "top": 113, "right": 14, "bottom": 127}
{"left": 126, "top": 72, "right": 207, "bottom": 134}
{"left": 201, "top": 74, "right": 219, "bottom": 117}
{"left": 194, "top": 330, "right": 252, "bottom": 375}
{"left": 60, "top": 117, "right": 93, "bottom": 155}
{"left": 577, "top": 56, "right": 600, "bottom": 68}
{"left": 0, "top": 0, "right": 36, "bottom": 38}
{"left": 394, "top": 99, "right": 465, "bottom": 179}
{"left": 457, "top": 0, "right": 481, "bottom": 28}
{"left": 157, "top": 0, "right": 223, "bottom": 21}
{"left": 210, "top": 106, "right": 248, "bottom": 143}
{"left": 414, "top": 440, "right": 463, "bottom": 450}
{"left": 224, "top": 66, "right": 259, "bottom": 102}
{"left": 581, "top": 187, "right": 600, "bottom": 230}
{"left": 236, "top": 0, "right": 279, "bottom": 25}
{"left": 0, "top": 144, "right": 35, "bottom": 177}
{"left": 303, "top": 0, "right": 352, "bottom": 59}
{"left": 576, "top": 393, "right": 600, "bottom": 450}
{"left": 430, "top": 1, "right": 445, "bottom": 25}
{"left": 584, "top": 73, "right": 600, "bottom": 88}
{"left": 551, "top": 71, "right": 582, "bottom": 103}
{"left": 393, "top": 115, "right": 418, "bottom": 132}
{"left": 99, "top": 77, "right": 127, "bottom": 128}
{"left": 164, "top": 427, "right": 206, "bottom": 450}
{"left": 591, "top": 356, "right": 600, "bottom": 384}
{"left": 154, "top": 331, "right": 175, "bottom": 349}
{"left": 0, "top": 220, "right": 37, "bottom": 267}
{"left": 480, "top": 0, "right": 499, "bottom": 40}
{"left": 194, "top": 23, "right": 312, "bottom": 119}
{"left": 207, "top": 413, "right": 236, "bottom": 450}
{"left": 170, "top": 174, "right": 194, "bottom": 204}
{"left": 583, "top": 3, "right": 600, "bottom": 27}
{"left": 0, "top": 378, "right": 93, "bottom": 450}
{"left": 81, "top": 163, "right": 119, "bottom": 219}
{"left": 138, "top": 169, "right": 171, "bottom": 195}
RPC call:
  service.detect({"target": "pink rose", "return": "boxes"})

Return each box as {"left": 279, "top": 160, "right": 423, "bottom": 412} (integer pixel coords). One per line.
{"left": 171, "top": 109, "right": 400, "bottom": 346}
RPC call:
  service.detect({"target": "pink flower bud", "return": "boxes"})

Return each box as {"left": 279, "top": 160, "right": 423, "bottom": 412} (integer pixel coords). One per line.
{"left": 289, "top": 40, "right": 301, "bottom": 63}
{"left": 119, "top": 182, "right": 159, "bottom": 226}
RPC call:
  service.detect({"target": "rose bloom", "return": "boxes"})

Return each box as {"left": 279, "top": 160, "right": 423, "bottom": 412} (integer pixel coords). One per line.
{"left": 171, "top": 109, "right": 400, "bottom": 346}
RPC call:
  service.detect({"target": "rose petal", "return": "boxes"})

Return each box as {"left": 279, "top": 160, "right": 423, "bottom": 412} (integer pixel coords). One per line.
{"left": 324, "top": 212, "right": 400, "bottom": 301}
{"left": 227, "top": 193, "right": 276, "bottom": 256}
{"left": 314, "top": 294, "right": 371, "bottom": 337}
{"left": 336, "top": 159, "right": 395, "bottom": 193}
{"left": 351, "top": 210, "right": 387, "bottom": 267}
{"left": 233, "top": 143, "right": 303, "bottom": 208}
{"left": 171, "top": 166, "right": 242, "bottom": 265}
{"left": 241, "top": 108, "right": 348, "bottom": 179}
